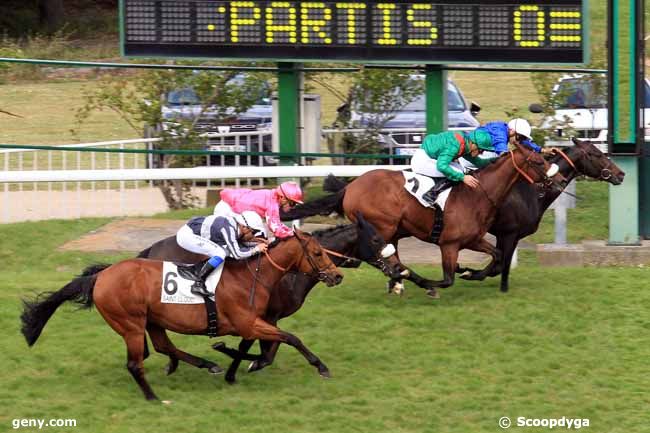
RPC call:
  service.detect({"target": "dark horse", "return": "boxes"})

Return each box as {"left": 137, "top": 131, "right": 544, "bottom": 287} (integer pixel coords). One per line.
{"left": 138, "top": 214, "right": 403, "bottom": 383}
{"left": 21, "top": 231, "right": 343, "bottom": 401}
{"left": 282, "top": 143, "right": 564, "bottom": 298}
{"left": 453, "top": 138, "right": 624, "bottom": 291}
{"left": 313, "top": 138, "right": 625, "bottom": 293}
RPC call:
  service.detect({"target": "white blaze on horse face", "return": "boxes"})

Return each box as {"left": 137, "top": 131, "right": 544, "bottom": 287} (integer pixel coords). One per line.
{"left": 546, "top": 163, "right": 560, "bottom": 177}
{"left": 381, "top": 244, "right": 396, "bottom": 258}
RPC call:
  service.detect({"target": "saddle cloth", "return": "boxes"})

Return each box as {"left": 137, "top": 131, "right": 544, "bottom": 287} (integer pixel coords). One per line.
{"left": 402, "top": 171, "right": 452, "bottom": 211}
{"left": 160, "top": 262, "right": 224, "bottom": 304}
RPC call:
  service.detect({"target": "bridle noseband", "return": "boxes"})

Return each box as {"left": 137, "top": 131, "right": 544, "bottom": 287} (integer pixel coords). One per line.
{"left": 556, "top": 146, "right": 614, "bottom": 181}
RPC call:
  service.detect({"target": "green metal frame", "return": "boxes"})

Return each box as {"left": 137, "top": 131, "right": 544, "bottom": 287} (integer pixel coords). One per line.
{"left": 425, "top": 65, "right": 447, "bottom": 134}
{"left": 607, "top": 0, "right": 643, "bottom": 244}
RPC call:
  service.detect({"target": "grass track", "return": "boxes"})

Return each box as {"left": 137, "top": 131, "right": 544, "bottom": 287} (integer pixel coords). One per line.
{"left": 1, "top": 218, "right": 648, "bottom": 433}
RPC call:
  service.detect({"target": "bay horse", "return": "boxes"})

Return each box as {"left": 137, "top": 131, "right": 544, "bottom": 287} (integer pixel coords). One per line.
{"left": 21, "top": 230, "right": 343, "bottom": 401}
{"left": 282, "top": 142, "right": 564, "bottom": 298}
{"left": 138, "top": 214, "right": 404, "bottom": 383}
{"left": 454, "top": 138, "right": 624, "bottom": 291}
{"left": 317, "top": 138, "right": 625, "bottom": 293}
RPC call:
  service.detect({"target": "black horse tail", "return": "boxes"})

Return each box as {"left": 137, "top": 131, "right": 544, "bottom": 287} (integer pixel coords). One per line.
{"left": 20, "top": 265, "right": 107, "bottom": 346}
{"left": 280, "top": 188, "right": 346, "bottom": 221}
{"left": 323, "top": 174, "right": 349, "bottom": 193}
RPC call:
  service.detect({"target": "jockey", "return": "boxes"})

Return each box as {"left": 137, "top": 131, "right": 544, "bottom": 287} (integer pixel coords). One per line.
{"left": 411, "top": 128, "right": 499, "bottom": 205}
{"left": 176, "top": 211, "right": 268, "bottom": 296}
{"left": 470, "top": 118, "right": 552, "bottom": 157}
{"left": 213, "top": 181, "right": 304, "bottom": 239}
{"left": 412, "top": 118, "right": 551, "bottom": 205}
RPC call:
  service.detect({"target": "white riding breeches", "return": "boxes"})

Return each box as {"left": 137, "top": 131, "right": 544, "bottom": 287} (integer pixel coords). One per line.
{"left": 411, "top": 148, "right": 463, "bottom": 178}
{"left": 176, "top": 225, "right": 227, "bottom": 259}
{"left": 213, "top": 200, "right": 235, "bottom": 218}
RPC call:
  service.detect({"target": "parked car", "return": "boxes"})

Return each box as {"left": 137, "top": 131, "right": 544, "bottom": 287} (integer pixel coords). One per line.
{"left": 349, "top": 77, "right": 481, "bottom": 162}
{"left": 155, "top": 74, "right": 275, "bottom": 167}
{"left": 533, "top": 74, "right": 650, "bottom": 150}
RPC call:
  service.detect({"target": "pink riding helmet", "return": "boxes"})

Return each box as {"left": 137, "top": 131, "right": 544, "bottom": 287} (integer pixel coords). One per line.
{"left": 278, "top": 181, "right": 304, "bottom": 204}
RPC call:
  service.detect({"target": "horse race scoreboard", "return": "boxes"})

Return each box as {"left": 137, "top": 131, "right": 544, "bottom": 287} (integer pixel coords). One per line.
{"left": 120, "top": 0, "right": 587, "bottom": 63}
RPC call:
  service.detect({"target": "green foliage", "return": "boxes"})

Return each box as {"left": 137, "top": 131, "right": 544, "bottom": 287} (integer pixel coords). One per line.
{"left": 326, "top": 68, "right": 424, "bottom": 164}
{"left": 74, "top": 65, "right": 272, "bottom": 209}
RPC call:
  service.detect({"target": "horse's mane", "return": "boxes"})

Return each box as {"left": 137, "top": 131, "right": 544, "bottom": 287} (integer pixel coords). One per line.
{"left": 312, "top": 224, "right": 354, "bottom": 239}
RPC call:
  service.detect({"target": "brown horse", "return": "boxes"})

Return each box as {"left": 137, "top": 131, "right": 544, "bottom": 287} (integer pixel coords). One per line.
{"left": 283, "top": 143, "right": 564, "bottom": 298}
{"left": 138, "top": 214, "right": 404, "bottom": 384}
{"left": 21, "top": 230, "right": 343, "bottom": 401}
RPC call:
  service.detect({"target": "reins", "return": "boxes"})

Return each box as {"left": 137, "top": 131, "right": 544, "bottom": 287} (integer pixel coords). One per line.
{"left": 556, "top": 148, "right": 577, "bottom": 170}
{"left": 509, "top": 150, "right": 536, "bottom": 184}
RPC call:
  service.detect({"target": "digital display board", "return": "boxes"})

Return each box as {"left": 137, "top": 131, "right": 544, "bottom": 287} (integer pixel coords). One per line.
{"left": 120, "top": 0, "right": 586, "bottom": 63}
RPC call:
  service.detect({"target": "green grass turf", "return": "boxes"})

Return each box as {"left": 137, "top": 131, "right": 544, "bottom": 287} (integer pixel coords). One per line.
{"left": 0, "top": 217, "right": 648, "bottom": 433}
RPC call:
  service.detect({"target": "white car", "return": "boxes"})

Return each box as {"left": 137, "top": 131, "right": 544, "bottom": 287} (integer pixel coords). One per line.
{"left": 536, "top": 75, "right": 650, "bottom": 152}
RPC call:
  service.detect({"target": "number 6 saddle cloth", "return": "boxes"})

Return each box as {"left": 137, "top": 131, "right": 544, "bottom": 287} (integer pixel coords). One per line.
{"left": 160, "top": 262, "right": 225, "bottom": 304}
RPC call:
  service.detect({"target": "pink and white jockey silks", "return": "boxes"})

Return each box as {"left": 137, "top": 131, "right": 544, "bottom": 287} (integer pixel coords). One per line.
{"left": 217, "top": 187, "right": 294, "bottom": 238}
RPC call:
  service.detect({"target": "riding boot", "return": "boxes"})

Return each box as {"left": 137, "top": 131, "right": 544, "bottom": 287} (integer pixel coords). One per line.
{"left": 191, "top": 261, "right": 217, "bottom": 297}
{"left": 422, "top": 178, "right": 456, "bottom": 206}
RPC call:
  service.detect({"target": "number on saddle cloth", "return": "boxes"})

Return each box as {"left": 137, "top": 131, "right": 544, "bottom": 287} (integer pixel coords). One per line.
{"left": 402, "top": 171, "right": 453, "bottom": 211}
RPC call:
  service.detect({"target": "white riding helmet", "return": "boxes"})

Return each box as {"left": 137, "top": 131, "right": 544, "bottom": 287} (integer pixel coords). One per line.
{"left": 233, "top": 211, "right": 267, "bottom": 239}
{"left": 507, "top": 118, "right": 533, "bottom": 141}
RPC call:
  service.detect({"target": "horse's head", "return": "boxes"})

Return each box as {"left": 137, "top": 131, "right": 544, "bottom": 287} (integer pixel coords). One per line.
{"left": 293, "top": 229, "right": 344, "bottom": 287}
{"left": 355, "top": 212, "right": 405, "bottom": 279}
{"left": 513, "top": 142, "right": 567, "bottom": 190}
{"left": 568, "top": 137, "right": 625, "bottom": 185}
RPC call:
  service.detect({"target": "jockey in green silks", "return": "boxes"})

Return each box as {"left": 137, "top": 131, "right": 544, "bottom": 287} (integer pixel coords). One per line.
{"left": 411, "top": 129, "right": 498, "bottom": 205}
{"left": 411, "top": 118, "right": 552, "bottom": 206}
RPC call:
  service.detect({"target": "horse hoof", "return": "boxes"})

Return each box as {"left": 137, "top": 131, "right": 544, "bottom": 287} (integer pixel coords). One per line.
{"left": 426, "top": 289, "right": 440, "bottom": 299}
{"left": 248, "top": 361, "right": 260, "bottom": 372}
{"left": 165, "top": 362, "right": 178, "bottom": 376}
{"left": 225, "top": 374, "right": 236, "bottom": 384}
{"left": 208, "top": 365, "right": 224, "bottom": 375}
{"left": 211, "top": 342, "right": 225, "bottom": 351}
{"left": 319, "top": 369, "right": 331, "bottom": 379}
{"left": 161, "top": 400, "right": 173, "bottom": 405}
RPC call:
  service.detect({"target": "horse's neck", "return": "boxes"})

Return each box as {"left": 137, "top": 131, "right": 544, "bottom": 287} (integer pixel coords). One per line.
{"left": 537, "top": 149, "right": 579, "bottom": 211}
{"left": 479, "top": 154, "right": 527, "bottom": 204}
{"left": 316, "top": 229, "right": 357, "bottom": 264}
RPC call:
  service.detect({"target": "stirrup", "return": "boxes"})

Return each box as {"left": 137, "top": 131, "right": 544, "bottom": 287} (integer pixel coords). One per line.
{"left": 191, "top": 281, "right": 210, "bottom": 297}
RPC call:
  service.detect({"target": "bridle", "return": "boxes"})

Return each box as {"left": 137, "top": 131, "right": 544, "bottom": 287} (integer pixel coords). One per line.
{"left": 510, "top": 148, "right": 559, "bottom": 189}
{"left": 262, "top": 235, "right": 338, "bottom": 285}
{"left": 245, "top": 235, "right": 338, "bottom": 306}
{"left": 555, "top": 146, "right": 614, "bottom": 181}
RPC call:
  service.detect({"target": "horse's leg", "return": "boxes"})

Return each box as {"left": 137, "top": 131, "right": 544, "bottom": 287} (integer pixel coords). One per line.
{"left": 222, "top": 339, "right": 256, "bottom": 384}
{"left": 146, "top": 323, "right": 224, "bottom": 375}
{"left": 458, "top": 238, "right": 501, "bottom": 282}
{"left": 425, "top": 243, "right": 460, "bottom": 298}
{"left": 124, "top": 331, "right": 159, "bottom": 401}
{"left": 245, "top": 317, "right": 330, "bottom": 378}
{"left": 497, "top": 233, "right": 520, "bottom": 293}
{"left": 384, "top": 238, "right": 438, "bottom": 294}
{"left": 248, "top": 340, "right": 280, "bottom": 373}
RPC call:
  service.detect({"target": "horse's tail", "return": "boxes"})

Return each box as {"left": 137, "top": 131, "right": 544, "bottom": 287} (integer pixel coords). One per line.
{"left": 281, "top": 188, "right": 346, "bottom": 220}
{"left": 20, "top": 266, "right": 105, "bottom": 346}
{"left": 323, "top": 174, "right": 349, "bottom": 193}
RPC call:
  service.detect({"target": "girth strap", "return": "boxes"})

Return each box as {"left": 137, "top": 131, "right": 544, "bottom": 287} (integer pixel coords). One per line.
{"left": 202, "top": 295, "right": 219, "bottom": 337}
{"left": 429, "top": 205, "right": 445, "bottom": 244}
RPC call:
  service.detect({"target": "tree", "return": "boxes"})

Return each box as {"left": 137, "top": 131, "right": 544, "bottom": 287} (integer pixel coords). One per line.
{"left": 75, "top": 66, "right": 271, "bottom": 209}
{"left": 319, "top": 68, "right": 424, "bottom": 164}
